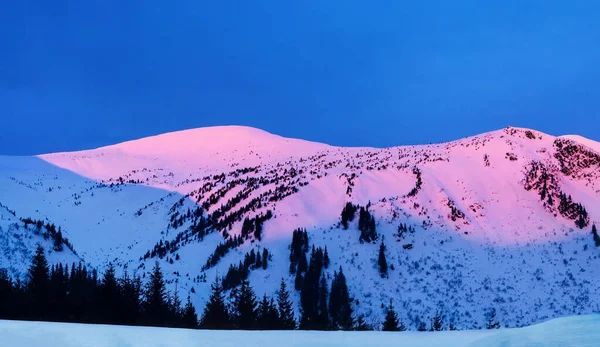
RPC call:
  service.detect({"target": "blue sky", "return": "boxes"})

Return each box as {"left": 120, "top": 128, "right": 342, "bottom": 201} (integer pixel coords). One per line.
{"left": 1, "top": 1, "right": 600, "bottom": 155}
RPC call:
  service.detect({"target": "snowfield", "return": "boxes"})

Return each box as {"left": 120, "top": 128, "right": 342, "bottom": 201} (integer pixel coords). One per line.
{"left": 1, "top": 314, "right": 599, "bottom": 347}
{"left": 1, "top": 125, "right": 600, "bottom": 329}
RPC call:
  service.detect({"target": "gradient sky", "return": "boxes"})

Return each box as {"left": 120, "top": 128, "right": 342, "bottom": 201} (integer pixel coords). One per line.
{"left": 2, "top": 1, "right": 600, "bottom": 155}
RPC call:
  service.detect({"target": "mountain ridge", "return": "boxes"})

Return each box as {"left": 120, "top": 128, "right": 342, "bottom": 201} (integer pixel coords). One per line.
{"left": 1, "top": 125, "right": 600, "bottom": 329}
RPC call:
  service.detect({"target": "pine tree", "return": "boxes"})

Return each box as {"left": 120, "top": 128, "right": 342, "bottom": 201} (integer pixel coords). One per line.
{"left": 144, "top": 261, "right": 168, "bottom": 326}
{"left": 592, "top": 224, "right": 600, "bottom": 247}
{"left": 99, "top": 262, "right": 120, "bottom": 323}
{"left": 200, "top": 276, "right": 230, "bottom": 329}
{"left": 329, "top": 267, "right": 353, "bottom": 330}
{"left": 120, "top": 269, "right": 142, "bottom": 325}
{"left": 262, "top": 248, "right": 269, "bottom": 270}
{"left": 432, "top": 311, "right": 444, "bottom": 331}
{"left": 257, "top": 294, "right": 280, "bottom": 330}
{"left": 382, "top": 300, "right": 400, "bottom": 331}
{"left": 168, "top": 281, "right": 183, "bottom": 327}
{"left": 378, "top": 241, "right": 388, "bottom": 277}
{"left": 485, "top": 308, "right": 500, "bottom": 329}
{"left": 182, "top": 296, "right": 198, "bottom": 329}
{"left": 277, "top": 279, "right": 296, "bottom": 330}
{"left": 0, "top": 269, "right": 15, "bottom": 319}
{"left": 27, "top": 245, "right": 50, "bottom": 319}
{"left": 317, "top": 274, "right": 330, "bottom": 330}
{"left": 232, "top": 280, "right": 258, "bottom": 330}
{"left": 323, "top": 247, "right": 330, "bottom": 269}
{"left": 295, "top": 270, "right": 304, "bottom": 291}
{"left": 53, "top": 231, "right": 63, "bottom": 251}
{"left": 354, "top": 314, "right": 372, "bottom": 331}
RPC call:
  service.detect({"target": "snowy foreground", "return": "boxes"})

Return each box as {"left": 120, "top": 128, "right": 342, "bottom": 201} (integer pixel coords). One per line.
{"left": 1, "top": 315, "right": 599, "bottom": 347}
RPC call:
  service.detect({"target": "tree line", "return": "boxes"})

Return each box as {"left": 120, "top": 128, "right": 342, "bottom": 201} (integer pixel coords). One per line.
{"left": 0, "top": 245, "right": 197, "bottom": 328}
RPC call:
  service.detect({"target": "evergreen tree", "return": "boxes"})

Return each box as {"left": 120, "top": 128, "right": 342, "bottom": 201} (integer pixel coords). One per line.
{"left": 182, "top": 296, "right": 198, "bottom": 329}
{"left": 0, "top": 269, "right": 15, "bottom": 319}
{"left": 53, "top": 231, "right": 63, "bottom": 251}
{"left": 329, "top": 267, "right": 353, "bottom": 330}
{"left": 168, "top": 281, "right": 183, "bottom": 327}
{"left": 432, "top": 311, "right": 444, "bottom": 331}
{"left": 485, "top": 308, "right": 500, "bottom": 329}
{"left": 144, "top": 261, "right": 168, "bottom": 326}
{"left": 382, "top": 300, "right": 400, "bottom": 331}
{"left": 231, "top": 280, "right": 258, "bottom": 330}
{"left": 340, "top": 202, "right": 358, "bottom": 229}
{"left": 317, "top": 274, "right": 330, "bottom": 329}
{"left": 200, "top": 276, "right": 230, "bottom": 329}
{"left": 378, "top": 241, "right": 388, "bottom": 277}
{"left": 257, "top": 294, "right": 280, "bottom": 330}
{"left": 323, "top": 247, "right": 330, "bottom": 269}
{"left": 262, "top": 248, "right": 269, "bottom": 270}
{"left": 354, "top": 314, "right": 372, "bottom": 331}
{"left": 277, "top": 278, "right": 296, "bottom": 330}
{"left": 299, "top": 247, "right": 326, "bottom": 330}
{"left": 99, "top": 263, "right": 121, "bottom": 323}
{"left": 27, "top": 245, "right": 50, "bottom": 319}
{"left": 295, "top": 268, "right": 304, "bottom": 291}
{"left": 592, "top": 224, "right": 600, "bottom": 247}
{"left": 120, "top": 269, "right": 142, "bottom": 325}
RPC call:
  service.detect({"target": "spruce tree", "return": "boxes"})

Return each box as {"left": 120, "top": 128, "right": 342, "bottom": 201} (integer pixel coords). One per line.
{"left": 354, "top": 314, "right": 372, "bottom": 331}
{"left": 168, "top": 281, "right": 183, "bottom": 327}
{"left": 317, "top": 274, "right": 330, "bottom": 330}
{"left": 27, "top": 245, "right": 50, "bottom": 319}
{"left": 378, "top": 241, "right": 388, "bottom": 277}
{"left": 295, "top": 270, "right": 304, "bottom": 291}
{"left": 53, "top": 231, "right": 63, "bottom": 251}
{"left": 432, "top": 311, "right": 443, "bottom": 331}
{"left": 144, "top": 261, "right": 168, "bottom": 326}
{"left": 182, "top": 296, "right": 198, "bottom": 329}
{"left": 0, "top": 269, "right": 14, "bottom": 319}
{"left": 200, "top": 276, "right": 230, "bottom": 329}
{"left": 329, "top": 267, "right": 354, "bottom": 330}
{"left": 262, "top": 248, "right": 269, "bottom": 270}
{"left": 257, "top": 294, "right": 280, "bottom": 329}
{"left": 485, "top": 308, "right": 500, "bottom": 329}
{"left": 382, "top": 300, "right": 400, "bottom": 332}
{"left": 592, "top": 224, "right": 600, "bottom": 247}
{"left": 323, "top": 247, "right": 330, "bottom": 269}
{"left": 120, "top": 269, "right": 142, "bottom": 325}
{"left": 232, "top": 280, "right": 258, "bottom": 330}
{"left": 99, "top": 263, "right": 120, "bottom": 323}
{"left": 277, "top": 278, "right": 296, "bottom": 330}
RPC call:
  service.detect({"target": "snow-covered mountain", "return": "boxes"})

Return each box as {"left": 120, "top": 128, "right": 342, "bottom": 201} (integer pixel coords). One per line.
{"left": 1, "top": 125, "right": 600, "bottom": 329}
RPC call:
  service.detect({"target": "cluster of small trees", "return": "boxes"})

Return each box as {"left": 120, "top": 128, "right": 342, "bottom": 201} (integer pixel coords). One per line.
{"left": 340, "top": 202, "right": 359, "bottom": 229}
{"left": 20, "top": 218, "right": 74, "bottom": 253}
{"left": 199, "top": 277, "right": 296, "bottom": 330}
{"left": 557, "top": 193, "right": 589, "bottom": 229}
{"left": 240, "top": 211, "right": 273, "bottom": 241}
{"left": 358, "top": 206, "right": 377, "bottom": 243}
{"left": 223, "top": 248, "right": 271, "bottom": 290}
{"left": 0, "top": 244, "right": 511, "bottom": 332}
{"left": 396, "top": 223, "right": 415, "bottom": 239}
{"left": 202, "top": 235, "right": 245, "bottom": 270}
{"left": 0, "top": 246, "right": 197, "bottom": 328}
{"left": 407, "top": 167, "right": 423, "bottom": 197}
{"left": 289, "top": 228, "right": 309, "bottom": 277}
{"left": 340, "top": 202, "right": 377, "bottom": 243}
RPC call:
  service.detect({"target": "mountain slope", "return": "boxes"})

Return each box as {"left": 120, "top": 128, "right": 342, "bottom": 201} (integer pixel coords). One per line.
{"left": 1, "top": 125, "right": 600, "bottom": 329}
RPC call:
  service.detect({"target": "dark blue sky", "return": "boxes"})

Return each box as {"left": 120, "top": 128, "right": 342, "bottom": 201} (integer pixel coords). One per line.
{"left": 2, "top": 1, "right": 600, "bottom": 155}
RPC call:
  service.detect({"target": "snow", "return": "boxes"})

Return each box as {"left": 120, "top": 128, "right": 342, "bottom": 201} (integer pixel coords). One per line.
{"left": 1, "top": 314, "right": 599, "bottom": 346}
{"left": 1, "top": 125, "right": 600, "bottom": 329}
